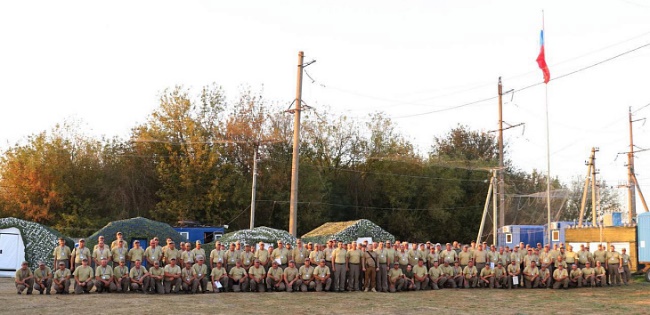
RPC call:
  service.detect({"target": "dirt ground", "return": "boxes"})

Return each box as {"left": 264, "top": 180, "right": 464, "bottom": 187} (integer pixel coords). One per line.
{"left": 1, "top": 277, "right": 649, "bottom": 315}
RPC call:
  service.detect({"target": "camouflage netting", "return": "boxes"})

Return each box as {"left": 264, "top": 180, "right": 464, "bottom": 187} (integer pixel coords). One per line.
{"left": 301, "top": 219, "right": 395, "bottom": 244}
{"left": 86, "top": 217, "right": 182, "bottom": 250}
{"left": 0, "top": 217, "right": 74, "bottom": 270}
{"left": 205, "top": 226, "right": 296, "bottom": 248}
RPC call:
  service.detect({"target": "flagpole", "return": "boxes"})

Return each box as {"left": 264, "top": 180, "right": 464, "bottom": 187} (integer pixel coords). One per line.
{"left": 542, "top": 10, "right": 552, "bottom": 245}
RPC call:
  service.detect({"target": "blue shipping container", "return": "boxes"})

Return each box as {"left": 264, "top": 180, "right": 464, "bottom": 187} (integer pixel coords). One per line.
{"left": 174, "top": 226, "right": 225, "bottom": 244}
{"left": 544, "top": 221, "right": 575, "bottom": 247}
{"left": 498, "top": 225, "right": 545, "bottom": 248}
{"left": 638, "top": 212, "right": 650, "bottom": 262}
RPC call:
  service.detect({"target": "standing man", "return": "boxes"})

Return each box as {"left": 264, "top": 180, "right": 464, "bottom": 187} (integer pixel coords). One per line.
{"left": 209, "top": 242, "right": 225, "bottom": 270}
{"left": 73, "top": 258, "right": 94, "bottom": 294}
{"left": 15, "top": 261, "right": 34, "bottom": 295}
{"left": 458, "top": 245, "right": 473, "bottom": 271}
{"left": 442, "top": 243, "right": 458, "bottom": 265}
{"left": 473, "top": 245, "right": 488, "bottom": 275}
{"left": 577, "top": 244, "right": 592, "bottom": 269}
{"left": 163, "top": 257, "right": 182, "bottom": 294}
{"left": 346, "top": 241, "right": 362, "bottom": 291}
{"left": 272, "top": 241, "right": 290, "bottom": 269}
{"left": 593, "top": 244, "right": 607, "bottom": 284}
{"left": 293, "top": 239, "right": 309, "bottom": 266}
{"left": 53, "top": 237, "right": 71, "bottom": 270}
{"left": 71, "top": 238, "right": 91, "bottom": 272}
{"left": 396, "top": 245, "right": 410, "bottom": 274}
{"left": 225, "top": 243, "right": 239, "bottom": 272}
{"left": 362, "top": 244, "right": 378, "bottom": 292}
{"left": 94, "top": 258, "right": 116, "bottom": 293}
{"left": 313, "top": 259, "right": 332, "bottom": 292}
{"left": 33, "top": 261, "right": 53, "bottom": 295}
{"left": 93, "top": 238, "right": 111, "bottom": 267}
{"left": 606, "top": 245, "right": 622, "bottom": 286}
{"left": 374, "top": 242, "right": 390, "bottom": 292}
{"left": 324, "top": 240, "right": 335, "bottom": 273}
{"left": 113, "top": 259, "right": 130, "bottom": 293}
{"left": 128, "top": 259, "right": 149, "bottom": 293}
{"left": 191, "top": 241, "right": 206, "bottom": 264}
{"left": 163, "top": 241, "right": 179, "bottom": 267}
{"left": 111, "top": 240, "right": 128, "bottom": 268}
{"left": 240, "top": 244, "right": 255, "bottom": 271}
{"left": 110, "top": 232, "right": 128, "bottom": 250}
{"left": 255, "top": 242, "right": 270, "bottom": 269}
{"left": 53, "top": 261, "right": 71, "bottom": 294}
{"left": 144, "top": 240, "right": 162, "bottom": 268}
{"left": 128, "top": 240, "right": 145, "bottom": 269}
{"left": 192, "top": 256, "right": 209, "bottom": 293}
{"left": 331, "top": 241, "right": 348, "bottom": 292}
{"left": 621, "top": 248, "right": 631, "bottom": 285}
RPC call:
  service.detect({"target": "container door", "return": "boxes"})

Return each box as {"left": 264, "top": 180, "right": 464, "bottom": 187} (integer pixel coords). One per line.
{"left": 0, "top": 233, "right": 20, "bottom": 271}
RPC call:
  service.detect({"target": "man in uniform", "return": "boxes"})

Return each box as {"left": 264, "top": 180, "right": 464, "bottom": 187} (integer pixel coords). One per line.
{"left": 111, "top": 240, "right": 129, "bottom": 268}
{"left": 313, "top": 259, "right": 332, "bottom": 292}
{"left": 309, "top": 243, "right": 324, "bottom": 266}
{"left": 110, "top": 232, "right": 128, "bottom": 250}
{"left": 293, "top": 239, "right": 309, "bottom": 266}
{"left": 163, "top": 241, "right": 179, "bottom": 267}
{"left": 594, "top": 261, "right": 607, "bottom": 287}
{"left": 408, "top": 243, "right": 420, "bottom": 267}
{"left": 191, "top": 241, "right": 206, "bottom": 263}
{"left": 283, "top": 260, "right": 300, "bottom": 292}
{"left": 93, "top": 237, "right": 112, "bottom": 267}
{"left": 71, "top": 238, "right": 91, "bottom": 271}
{"left": 593, "top": 244, "right": 608, "bottom": 284}
{"left": 225, "top": 243, "right": 239, "bottom": 272}
{"left": 565, "top": 245, "right": 578, "bottom": 266}
{"left": 458, "top": 245, "right": 473, "bottom": 271}
{"left": 248, "top": 259, "right": 266, "bottom": 292}
{"left": 523, "top": 261, "right": 539, "bottom": 289}
{"left": 362, "top": 244, "right": 378, "bottom": 292}
{"left": 148, "top": 260, "right": 165, "bottom": 294}
{"left": 240, "top": 244, "right": 255, "bottom": 270}
{"left": 451, "top": 261, "right": 464, "bottom": 288}
{"left": 442, "top": 243, "right": 457, "bottom": 265}
{"left": 440, "top": 261, "right": 456, "bottom": 288}
{"left": 180, "top": 242, "right": 194, "bottom": 266}
{"left": 94, "top": 257, "right": 116, "bottom": 293}
{"left": 463, "top": 260, "right": 479, "bottom": 289}
{"left": 210, "top": 260, "right": 228, "bottom": 293}
{"left": 266, "top": 260, "right": 285, "bottom": 291}
{"left": 192, "top": 256, "right": 209, "bottom": 293}
{"left": 346, "top": 241, "right": 362, "bottom": 291}
{"left": 569, "top": 264, "right": 582, "bottom": 288}
{"left": 53, "top": 237, "right": 71, "bottom": 269}
{"left": 209, "top": 241, "right": 224, "bottom": 270}
{"left": 113, "top": 259, "right": 130, "bottom": 292}
{"left": 163, "top": 257, "right": 181, "bottom": 293}
{"left": 297, "top": 258, "right": 315, "bottom": 292}
{"left": 606, "top": 245, "right": 623, "bottom": 286}
{"left": 272, "top": 241, "right": 290, "bottom": 269}
{"left": 15, "top": 261, "right": 34, "bottom": 295}
{"left": 388, "top": 262, "right": 405, "bottom": 293}
{"left": 331, "top": 241, "right": 348, "bottom": 292}
{"left": 128, "top": 240, "right": 145, "bottom": 268}
{"left": 473, "top": 245, "right": 488, "bottom": 275}
{"left": 429, "top": 260, "right": 446, "bottom": 290}
{"left": 552, "top": 263, "right": 569, "bottom": 289}
{"left": 577, "top": 244, "right": 592, "bottom": 269}
{"left": 53, "top": 261, "right": 71, "bottom": 294}
{"left": 324, "top": 240, "right": 335, "bottom": 272}
{"left": 582, "top": 262, "right": 597, "bottom": 287}
{"left": 228, "top": 260, "right": 248, "bottom": 292}
{"left": 144, "top": 239, "right": 162, "bottom": 267}
{"left": 403, "top": 264, "right": 416, "bottom": 290}
{"left": 181, "top": 260, "right": 196, "bottom": 293}
{"left": 539, "top": 264, "right": 552, "bottom": 289}
{"left": 412, "top": 259, "right": 429, "bottom": 290}
{"left": 493, "top": 262, "right": 508, "bottom": 289}
{"left": 73, "top": 258, "right": 94, "bottom": 294}
{"left": 374, "top": 242, "right": 390, "bottom": 292}
{"left": 33, "top": 261, "right": 53, "bottom": 295}
{"left": 129, "top": 259, "right": 149, "bottom": 293}
{"left": 396, "top": 244, "right": 410, "bottom": 274}
{"left": 621, "top": 248, "right": 631, "bottom": 285}
{"left": 255, "top": 242, "right": 270, "bottom": 268}
{"left": 478, "top": 262, "right": 494, "bottom": 288}
{"left": 507, "top": 259, "right": 521, "bottom": 289}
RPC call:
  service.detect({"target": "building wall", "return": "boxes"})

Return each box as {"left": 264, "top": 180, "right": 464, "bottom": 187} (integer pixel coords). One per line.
{"left": 565, "top": 227, "right": 637, "bottom": 272}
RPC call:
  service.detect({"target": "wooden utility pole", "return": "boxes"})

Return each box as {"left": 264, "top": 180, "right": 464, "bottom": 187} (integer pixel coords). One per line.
{"left": 477, "top": 169, "right": 497, "bottom": 245}
{"left": 250, "top": 147, "right": 258, "bottom": 229}
{"left": 578, "top": 148, "right": 595, "bottom": 227}
{"left": 591, "top": 148, "right": 599, "bottom": 226}
{"left": 289, "top": 51, "right": 304, "bottom": 237}
{"left": 498, "top": 77, "right": 505, "bottom": 231}
{"left": 628, "top": 107, "right": 637, "bottom": 223}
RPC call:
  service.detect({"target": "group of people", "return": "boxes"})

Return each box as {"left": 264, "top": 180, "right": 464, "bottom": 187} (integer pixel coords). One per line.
{"left": 14, "top": 232, "right": 633, "bottom": 295}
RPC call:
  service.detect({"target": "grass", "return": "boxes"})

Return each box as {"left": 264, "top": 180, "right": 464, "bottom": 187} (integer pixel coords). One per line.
{"left": 2, "top": 277, "right": 650, "bottom": 314}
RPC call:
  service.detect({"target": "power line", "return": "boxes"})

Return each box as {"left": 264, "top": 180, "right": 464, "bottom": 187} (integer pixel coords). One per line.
{"left": 255, "top": 199, "right": 481, "bottom": 212}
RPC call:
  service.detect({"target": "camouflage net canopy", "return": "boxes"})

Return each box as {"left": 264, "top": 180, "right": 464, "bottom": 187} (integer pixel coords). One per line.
{"left": 301, "top": 219, "right": 395, "bottom": 245}
{"left": 0, "top": 217, "right": 74, "bottom": 270}
{"left": 86, "top": 217, "right": 182, "bottom": 250}
{"left": 205, "top": 226, "right": 297, "bottom": 248}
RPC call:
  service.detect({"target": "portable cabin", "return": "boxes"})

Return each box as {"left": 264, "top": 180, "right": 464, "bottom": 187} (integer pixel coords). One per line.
{"left": 637, "top": 212, "right": 650, "bottom": 277}
{"left": 497, "top": 225, "right": 544, "bottom": 248}
{"left": 544, "top": 221, "right": 575, "bottom": 247}
{"left": 174, "top": 222, "right": 226, "bottom": 244}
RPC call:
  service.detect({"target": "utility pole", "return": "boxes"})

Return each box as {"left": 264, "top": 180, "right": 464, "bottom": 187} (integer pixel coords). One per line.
{"left": 288, "top": 51, "right": 304, "bottom": 237}
{"left": 591, "top": 148, "right": 599, "bottom": 226}
{"left": 492, "top": 170, "right": 498, "bottom": 246}
{"left": 578, "top": 148, "right": 595, "bottom": 227}
{"left": 250, "top": 147, "right": 258, "bottom": 229}
{"left": 498, "top": 77, "right": 505, "bottom": 232}
{"left": 628, "top": 107, "right": 637, "bottom": 223}
{"left": 477, "top": 169, "right": 497, "bottom": 245}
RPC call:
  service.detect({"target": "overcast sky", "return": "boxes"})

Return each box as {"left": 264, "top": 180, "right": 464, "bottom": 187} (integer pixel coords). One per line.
{"left": 1, "top": 0, "right": 649, "bottom": 212}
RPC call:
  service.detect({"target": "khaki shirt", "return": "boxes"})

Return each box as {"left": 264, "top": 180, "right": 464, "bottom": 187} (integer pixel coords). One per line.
{"left": 539, "top": 268, "right": 550, "bottom": 280}
{"left": 163, "top": 265, "right": 181, "bottom": 278}
{"left": 34, "top": 267, "right": 52, "bottom": 280}
{"left": 554, "top": 260, "right": 567, "bottom": 269}
{"left": 149, "top": 267, "right": 164, "bottom": 278}
{"left": 553, "top": 268, "right": 568, "bottom": 279}
{"left": 128, "top": 248, "right": 144, "bottom": 262}
{"left": 96, "top": 265, "right": 114, "bottom": 280}
{"left": 225, "top": 250, "right": 239, "bottom": 265}
{"left": 388, "top": 268, "right": 403, "bottom": 282}
{"left": 570, "top": 269, "right": 582, "bottom": 279}
{"left": 606, "top": 251, "right": 621, "bottom": 264}
{"left": 459, "top": 251, "right": 473, "bottom": 265}
{"left": 523, "top": 266, "right": 539, "bottom": 280}
{"left": 621, "top": 254, "right": 630, "bottom": 266}
{"left": 595, "top": 266, "right": 606, "bottom": 275}
{"left": 72, "top": 247, "right": 91, "bottom": 264}
{"left": 272, "top": 248, "right": 290, "bottom": 265}
{"left": 114, "top": 265, "right": 129, "bottom": 279}
{"left": 298, "top": 265, "right": 314, "bottom": 281}
{"left": 112, "top": 247, "right": 129, "bottom": 263}
{"left": 129, "top": 266, "right": 148, "bottom": 281}
{"left": 267, "top": 266, "right": 284, "bottom": 280}
{"left": 407, "top": 249, "right": 419, "bottom": 266}
{"left": 428, "top": 266, "right": 444, "bottom": 279}
{"left": 313, "top": 265, "right": 330, "bottom": 278}
{"left": 309, "top": 250, "right": 324, "bottom": 264}
{"left": 283, "top": 266, "right": 299, "bottom": 282}
{"left": 73, "top": 265, "right": 94, "bottom": 282}
{"left": 396, "top": 251, "right": 409, "bottom": 265}
{"left": 211, "top": 267, "right": 227, "bottom": 279}
{"left": 293, "top": 247, "right": 310, "bottom": 264}
{"left": 110, "top": 240, "right": 128, "bottom": 250}
{"left": 332, "top": 248, "right": 347, "bottom": 264}
{"left": 593, "top": 250, "right": 607, "bottom": 263}
{"left": 413, "top": 265, "right": 428, "bottom": 278}
{"left": 374, "top": 249, "right": 389, "bottom": 264}
{"left": 480, "top": 267, "right": 494, "bottom": 277}
{"left": 16, "top": 268, "right": 33, "bottom": 281}
{"left": 191, "top": 248, "right": 206, "bottom": 260}
{"left": 53, "top": 245, "right": 71, "bottom": 261}
{"left": 441, "top": 250, "right": 457, "bottom": 264}
{"left": 487, "top": 251, "right": 499, "bottom": 263}
{"left": 539, "top": 251, "right": 552, "bottom": 265}
{"left": 54, "top": 269, "right": 71, "bottom": 282}
{"left": 144, "top": 246, "right": 162, "bottom": 262}
{"left": 210, "top": 249, "right": 225, "bottom": 264}
{"left": 440, "top": 265, "right": 454, "bottom": 277}
{"left": 507, "top": 264, "right": 520, "bottom": 275}
{"left": 452, "top": 266, "right": 463, "bottom": 276}
{"left": 346, "top": 249, "right": 362, "bottom": 264}
{"left": 93, "top": 246, "right": 111, "bottom": 262}
{"left": 240, "top": 251, "right": 255, "bottom": 267}
{"left": 255, "top": 249, "right": 270, "bottom": 265}
{"left": 163, "top": 248, "right": 179, "bottom": 264}
{"left": 549, "top": 249, "right": 560, "bottom": 261}
{"left": 474, "top": 250, "right": 487, "bottom": 263}
{"left": 192, "top": 264, "right": 208, "bottom": 278}
{"left": 578, "top": 250, "right": 591, "bottom": 264}
{"left": 248, "top": 266, "right": 266, "bottom": 281}
{"left": 564, "top": 251, "right": 578, "bottom": 264}
{"left": 363, "top": 251, "right": 377, "bottom": 268}
{"left": 182, "top": 268, "right": 194, "bottom": 282}
{"left": 581, "top": 267, "right": 595, "bottom": 277}
{"left": 426, "top": 252, "right": 439, "bottom": 266}
{"left": 181, "top": 250, "right": 195, "bottom": 264}
{"left": 463, "top": 266, "right": 477, "bottom": 279}
{"left": 229, "top": 267, "right": 247, "bottom": 281}
{"left": 493, "top": 267, "right": 506, "bottom": 278}
{"left": 324, "top": 248, "right": 334, "bottom": 262}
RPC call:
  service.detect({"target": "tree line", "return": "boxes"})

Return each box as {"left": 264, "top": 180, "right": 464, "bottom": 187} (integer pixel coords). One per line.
{"left": 0, "top": 85, "right": 618, "bottom": 241}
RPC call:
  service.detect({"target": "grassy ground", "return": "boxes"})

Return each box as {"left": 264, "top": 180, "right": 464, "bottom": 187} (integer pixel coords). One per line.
{"left": 1, "top": 277, "right": 649, "bottom": 315}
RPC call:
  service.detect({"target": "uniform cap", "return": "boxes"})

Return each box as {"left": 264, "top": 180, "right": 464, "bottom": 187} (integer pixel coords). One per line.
{"left": 272, "top": 260, "right": 278, "bottom": 265}
{"left": 320, "top": 259, "right": 326, "bottom": 263}
{"left": 393, "top": 262, "right": 399, "bottom": 265}
{"left": 245, "top": 244, "right": 251, "bottom": 247}
{"left": 196, "top": 240, "right": 202, "bottom": 244}
{"left": 79, "top": 238, "right": 85, "bottom": 242}
{"left": 170, "top": 257, "right": 176, "bottom": 260}
{"left": 82, "top": 257, "right": 88, "bottom": 261}
{"left": 289, "top": 260, "right": 295, "bottom": 264}
{"left": 38, "top": 261, "right": 45, "bottom": 265}
{"left": 116, "top": 231, "right": 123, "bottom": 235}
{"left": 22, "top": 261, "right": 29, "bottom": 265}
{"left": 58, "top": 262, "right": 65, "bottom": 265}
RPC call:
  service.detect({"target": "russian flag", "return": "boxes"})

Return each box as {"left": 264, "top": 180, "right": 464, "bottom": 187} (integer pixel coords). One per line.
{"left": 536, "top": 30, "right": 550, "bottom": 84}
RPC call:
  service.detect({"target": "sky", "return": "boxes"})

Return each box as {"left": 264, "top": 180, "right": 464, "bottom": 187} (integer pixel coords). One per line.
{"left": 1, "top": 0, "right": 650, "bottom": 216}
